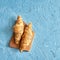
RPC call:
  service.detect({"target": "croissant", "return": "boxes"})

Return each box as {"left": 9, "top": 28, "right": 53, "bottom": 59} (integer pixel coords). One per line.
{"left": 9, "top": 16, "right": 35, "bottom": 52}
{"left": 20, "top": 23, "right": 34, "bottom": 52}
{"left": 13, "top": 16, "right": 24, "bottom": 44}
{"left": 10, "top": 21, "right": 26, "bottom": 48}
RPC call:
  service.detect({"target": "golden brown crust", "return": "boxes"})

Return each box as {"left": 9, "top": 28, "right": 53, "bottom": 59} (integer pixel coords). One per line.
{"left": 13, "top": 16, "right": 24, "bottom": 44}
{"left": 9, "top": 22, "right": 27, "bottom": 49}
{"left": 9, "top": 16, "right": 35, "bottom": 52}
{"left": 20, "top": 32, "right": 34, "bottom": 52}
{"left": 19, "top": 23, "right": 34, "bottom": 52}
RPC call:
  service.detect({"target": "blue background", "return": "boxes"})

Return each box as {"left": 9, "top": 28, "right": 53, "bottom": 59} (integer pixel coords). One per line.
{"left": 0, "top": 0, "right": 60, "bottom": 60}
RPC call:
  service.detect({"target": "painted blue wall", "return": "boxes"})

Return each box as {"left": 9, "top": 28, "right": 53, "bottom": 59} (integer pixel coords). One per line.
{"left": 0, "top": 0, "right": 60, "bottom": 60}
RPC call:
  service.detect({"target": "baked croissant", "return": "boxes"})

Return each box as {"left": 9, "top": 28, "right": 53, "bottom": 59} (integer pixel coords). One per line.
{"left": 13, "top": 16, "right": 24, "bottom": 44}
{"left": 20, "top": 23, "right": 34, "bottom": 52}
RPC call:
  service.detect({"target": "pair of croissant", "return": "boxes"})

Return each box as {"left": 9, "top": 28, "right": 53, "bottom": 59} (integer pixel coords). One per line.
{"left": 10, "top": 16, "right": 34, "bottom": 52}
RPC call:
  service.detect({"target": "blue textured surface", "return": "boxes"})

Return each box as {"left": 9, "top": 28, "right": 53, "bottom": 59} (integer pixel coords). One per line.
{"left": 0, "top": 0, "right": 60, "bottom": 60}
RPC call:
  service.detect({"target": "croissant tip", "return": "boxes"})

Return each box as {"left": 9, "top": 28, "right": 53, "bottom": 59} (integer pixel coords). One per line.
{"left": 17, "top": 16, "right": 22, "bottom": 20}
